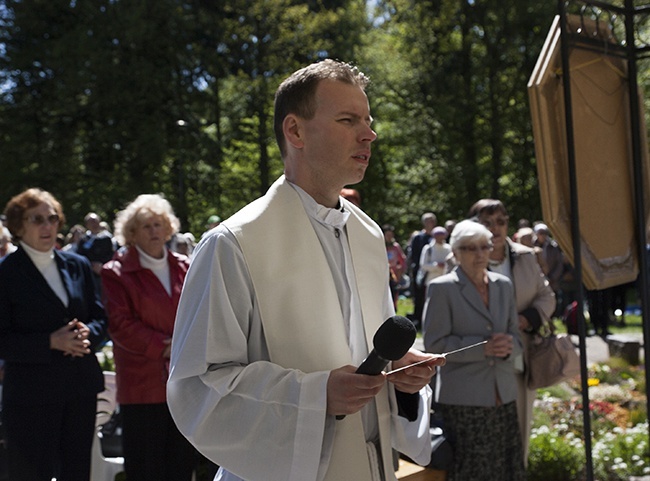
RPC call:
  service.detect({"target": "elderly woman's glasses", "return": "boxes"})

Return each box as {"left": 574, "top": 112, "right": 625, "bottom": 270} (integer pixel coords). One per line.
{"left": 23, "top": 214, "right": 60, "bottom": 226}
{"left": 458, "top": 244, "right": 493, "bottom": 253}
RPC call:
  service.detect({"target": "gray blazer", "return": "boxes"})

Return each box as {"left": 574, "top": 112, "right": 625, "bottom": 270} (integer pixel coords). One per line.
{"left": 423, "top": 267, "right": 523, "bottom": 407}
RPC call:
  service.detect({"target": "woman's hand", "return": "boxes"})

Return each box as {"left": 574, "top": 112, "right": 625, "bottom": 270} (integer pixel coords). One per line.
{"left": 484, "top": 333, "right": 514, "bottom": 358}
{"left": 50, "top": 319, "right": 91, "bottom": 357}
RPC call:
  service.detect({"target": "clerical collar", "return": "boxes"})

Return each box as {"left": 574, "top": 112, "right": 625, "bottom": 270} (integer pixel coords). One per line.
{"left": 289, "top": 182, "right": 350, "bottom": 231}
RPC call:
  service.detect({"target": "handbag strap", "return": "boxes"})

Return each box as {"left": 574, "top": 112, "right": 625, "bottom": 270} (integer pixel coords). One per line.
{"left": 534, "top": 316, "right": 556, "bottom": 339}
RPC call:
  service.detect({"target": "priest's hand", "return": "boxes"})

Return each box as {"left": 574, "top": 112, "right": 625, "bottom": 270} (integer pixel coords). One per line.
{"left": 326, "top": 365, "right": 385, "bottom": 417}
{"left": 385, "top": 348, "right": 445, "bottom": 394}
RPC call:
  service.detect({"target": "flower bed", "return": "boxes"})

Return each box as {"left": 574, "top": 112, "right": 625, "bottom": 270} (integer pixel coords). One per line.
{"left": 529, "top": 358, "right": 649, "bottom": 481}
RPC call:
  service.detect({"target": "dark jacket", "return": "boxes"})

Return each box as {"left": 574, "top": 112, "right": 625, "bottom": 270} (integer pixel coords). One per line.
{"left": 76, "top": 232, "right": 115, "bottom": 265}
{"left": 0, "top": 247, "right": 107, "bottom": 406}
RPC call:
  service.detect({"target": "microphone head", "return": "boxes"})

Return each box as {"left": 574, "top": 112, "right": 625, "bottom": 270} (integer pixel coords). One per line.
{"left": 373, "top": 315, "right": 416, "bottom": 361}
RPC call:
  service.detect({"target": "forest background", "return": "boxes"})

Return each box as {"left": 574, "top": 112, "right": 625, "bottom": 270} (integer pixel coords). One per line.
{"left": 1, "top": 0, "right": 649, "bottom": 241}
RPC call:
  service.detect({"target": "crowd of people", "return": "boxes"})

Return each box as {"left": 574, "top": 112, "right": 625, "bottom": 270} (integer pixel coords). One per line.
{"left": 0, "top": 58, "right": 637, "bottom": 481}
{"left": 382, "top": 205, "right": 628, "bottom": 340}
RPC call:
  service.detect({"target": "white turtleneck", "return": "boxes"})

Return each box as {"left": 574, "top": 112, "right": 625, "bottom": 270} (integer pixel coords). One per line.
{"left": 136, "top": 245, "right": 171, "bottom": 295}
{"left": 20, "top": 241, "right": 69, "bottom": 307}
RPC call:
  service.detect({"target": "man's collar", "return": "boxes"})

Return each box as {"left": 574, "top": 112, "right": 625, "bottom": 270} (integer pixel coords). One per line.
{"left": 288, "top": 181, "right": 350, "bottom": 230}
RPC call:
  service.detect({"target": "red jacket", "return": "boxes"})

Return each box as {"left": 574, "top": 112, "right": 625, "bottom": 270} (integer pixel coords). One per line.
{"left": 101, "top": 247, "right": 189, "bottom": 404}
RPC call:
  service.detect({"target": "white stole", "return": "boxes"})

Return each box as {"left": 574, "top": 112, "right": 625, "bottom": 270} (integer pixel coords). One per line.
{"left": 225, "top": 176, "right": 395, "bottom": 481}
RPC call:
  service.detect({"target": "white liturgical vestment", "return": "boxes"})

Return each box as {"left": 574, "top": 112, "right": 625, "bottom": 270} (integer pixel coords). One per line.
{"left": 167, "top": 176, "right": 432, "bottom": 481}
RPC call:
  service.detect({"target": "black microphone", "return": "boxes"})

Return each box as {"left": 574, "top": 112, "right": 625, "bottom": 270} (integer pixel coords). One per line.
{"left": 356, "top": 315, "right": 417, "bottom": 375}
{"left": 336, "top": 315, "right": 416, "bottom": 419}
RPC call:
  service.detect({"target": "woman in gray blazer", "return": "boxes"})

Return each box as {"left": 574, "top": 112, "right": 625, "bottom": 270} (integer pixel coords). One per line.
{"left": 468, "top": 198, "right": 556, "bottom": 463}
{"left": 423, "top": 219, "right": 525, "bottom": 481}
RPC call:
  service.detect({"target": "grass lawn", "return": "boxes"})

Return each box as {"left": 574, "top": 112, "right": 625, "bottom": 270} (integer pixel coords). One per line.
{"left": 396, "top": 297, "right": 414, "bottom": 319}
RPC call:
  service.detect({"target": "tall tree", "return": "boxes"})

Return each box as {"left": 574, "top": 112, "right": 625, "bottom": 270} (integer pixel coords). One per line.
{"left": 0, "top": 0, "right": 370, "bottom": 234}
{"left": 0, "top": 0, "right": 206, "bottom": 225}
{"left": 362, "top": 0, "right": 557, "bottom": 237}
{"left": 0, "top": 0, "right": 562, "bottom": 241}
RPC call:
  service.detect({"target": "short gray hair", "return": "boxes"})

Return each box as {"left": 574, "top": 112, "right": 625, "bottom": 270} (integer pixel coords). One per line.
{"left": 421, "top": 212, "right": 437, "bottom": 224}
{"left": 449, "top": 219, "right": 493, "bottom": 250}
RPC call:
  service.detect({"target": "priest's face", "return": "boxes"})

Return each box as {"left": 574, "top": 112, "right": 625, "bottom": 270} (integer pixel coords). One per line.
{"left": 286, "top": 79, "right": 377, "bottom": 206}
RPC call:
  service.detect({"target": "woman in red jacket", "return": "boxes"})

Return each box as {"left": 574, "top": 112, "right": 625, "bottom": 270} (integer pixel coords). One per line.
{"left": 101, "top": 194, "right": 200, "bottom": 481}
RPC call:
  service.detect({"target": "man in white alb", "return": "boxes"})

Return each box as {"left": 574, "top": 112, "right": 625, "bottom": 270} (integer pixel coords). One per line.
{"left": 167, "top": 59, "right": 444, "bottom": 481}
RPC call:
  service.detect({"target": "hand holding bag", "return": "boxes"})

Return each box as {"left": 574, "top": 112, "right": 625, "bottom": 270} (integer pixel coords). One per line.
{"left": 526, "top": 322, "right": 580, "bottom": 390}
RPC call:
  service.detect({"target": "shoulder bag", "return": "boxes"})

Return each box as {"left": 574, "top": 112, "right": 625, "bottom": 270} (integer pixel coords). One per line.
{"left": 526, "top": 322, "right": 580, "bottom": 390}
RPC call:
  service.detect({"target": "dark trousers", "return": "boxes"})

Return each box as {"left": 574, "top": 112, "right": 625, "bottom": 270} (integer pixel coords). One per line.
{"left": 121, "top": 402, "right": 199, "bottom": 481}
{"left": 4, "top": 394, "right": 96, "bottom": 481}
{"left": 587, "top": 288, "right": 612, "bottom": 336}
{"left": 412, "top": 280, "right": 427, "bottom": 326}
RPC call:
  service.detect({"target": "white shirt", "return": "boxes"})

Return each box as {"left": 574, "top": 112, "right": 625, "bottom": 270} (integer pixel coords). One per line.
{"left": 21, "top": 242, "right": 68, "bottom": 307}
{"left": 135, "top": 245, "right": 171, "bottom": 296}
{"left": 419, "top": 241, "right": 452, "bottom": 284}
{"left": 489, "top": 244, "right": 513, "bottom": 279}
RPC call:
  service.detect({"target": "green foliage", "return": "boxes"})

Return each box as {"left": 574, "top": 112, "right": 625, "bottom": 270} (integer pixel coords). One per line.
{"left": 396, "top": 296, "right": 414, "bottom": 318}
{"left": 0, "top": 0, "right": 616, "bottom": 243}
{"left": 0, "top": 0, "right": 368, "bottom": 236}
{"left": 593, "top": 423, "right": 650, "bottom": 481}
{"left": 359, "top": 0, "right": 558, "bottom": 240}
{"left": 532, "top": 352, "right": 650, "bottom": 481}
{"left": 536, "top": 382, "right": 575, "bottom": 402}
{"left": 589, "top": 359, "right": 640, "bottom": 387}
{"left": 528, "top": 426, "right": 585, "bottom": 481}
{"left": 98, "top": 344, "right": 115, "bottom": 372}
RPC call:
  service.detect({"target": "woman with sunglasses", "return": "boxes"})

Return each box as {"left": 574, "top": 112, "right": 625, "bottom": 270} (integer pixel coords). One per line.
{"left": 467, "top": 198, "right": 556, "bottom": 465}
{"left": 0, "top": 188, "right": 108, "bottom": 481}
{"left": 423, "top": 219, "right": 525, "bottom": 480}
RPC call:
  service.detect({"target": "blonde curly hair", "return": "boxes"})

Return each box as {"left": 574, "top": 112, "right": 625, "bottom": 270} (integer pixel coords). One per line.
{"left": 113, "top": 194, "right": 180, "bottom": 247}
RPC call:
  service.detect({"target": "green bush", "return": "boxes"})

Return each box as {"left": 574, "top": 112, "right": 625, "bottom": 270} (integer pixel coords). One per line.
{"left": 527, "top": 425, "right": 585, "bottom": 481}
{"left": 530, "top": 351, "right": 650, "bottom": 481}
{"left": 592, "top": 422, "right": 650, "bottom": 481}
{"left": 536, "top": 383, "right": 575, "bottom": 401}
{"left": 98, "top": 345, "right": 115, "bottom": 372}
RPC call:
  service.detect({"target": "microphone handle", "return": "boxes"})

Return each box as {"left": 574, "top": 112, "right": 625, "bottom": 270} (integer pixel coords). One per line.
{"left": 355, "top": 351, "right": 390, "bottom": 376}
{"left": 336, "top": 351, "right": 389, "bottom": 420}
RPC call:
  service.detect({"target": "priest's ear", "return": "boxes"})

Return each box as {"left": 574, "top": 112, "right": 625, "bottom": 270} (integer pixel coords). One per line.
{"left": 282, "top": 114, "right": 305, "bottom": 150}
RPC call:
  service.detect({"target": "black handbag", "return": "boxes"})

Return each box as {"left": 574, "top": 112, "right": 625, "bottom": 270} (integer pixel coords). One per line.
{"left": 98, "top": 406, "right": 123, "bottom": 458}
